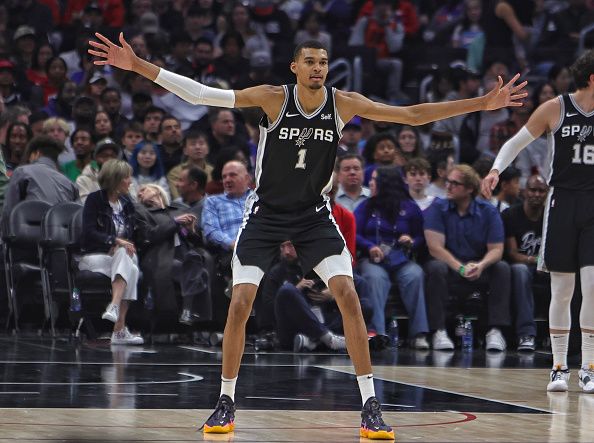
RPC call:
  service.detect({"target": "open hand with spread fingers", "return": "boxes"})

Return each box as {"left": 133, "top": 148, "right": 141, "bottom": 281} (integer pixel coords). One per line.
{"left": 88, "top": 32, "right": 137, "bottom": 71}
{"left": 481, "top": 170, "right": 500, "bottom": 199}
{"left": 483, "top": 74, "right": 528, "bottom": 111}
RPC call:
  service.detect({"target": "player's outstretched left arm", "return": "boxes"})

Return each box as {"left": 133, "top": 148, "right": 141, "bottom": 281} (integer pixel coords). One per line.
{"left": 336, "top": 75, "right": 528, "bottom": 127}
{"left": 88, "top": 32, "right": 283, "bottom": 114}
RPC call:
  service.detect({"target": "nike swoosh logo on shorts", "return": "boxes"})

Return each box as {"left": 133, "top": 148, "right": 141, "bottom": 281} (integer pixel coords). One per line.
{"left": 286, "top": 112, "right": 300, "bottom": 117}
{"left": 566, "top": 112, "right": 578, "bottom": 117}
{"left": 315, "top": 204, "right": 326, "bottom": 212}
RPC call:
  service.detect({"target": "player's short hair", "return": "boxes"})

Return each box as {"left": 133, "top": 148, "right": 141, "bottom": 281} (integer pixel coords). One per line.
{"left": 293, "top": 40, "right": 328, "bottom": 61}
{"left": 450, "top": 164, "right": 480, "bottom": 198}
{"left": 403, "top": 157, "right": 431, "bottom": 175}
{"left": 570, "top": 50, "right": 594, "bottom": 90}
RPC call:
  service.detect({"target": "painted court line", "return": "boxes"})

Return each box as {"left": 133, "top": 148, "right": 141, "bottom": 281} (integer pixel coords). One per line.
{"left": 321, "top": 367, "right": 552, "bottom": 414}
{"left": 245, "top": 396, "right": 311, "bottom": 401}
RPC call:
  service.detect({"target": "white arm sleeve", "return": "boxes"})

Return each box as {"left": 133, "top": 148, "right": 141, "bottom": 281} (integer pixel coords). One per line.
{"left": 492, "top": 126, "right": 536, "bottom": 173}
{"left": 154, "top": 68, "right": 235, "bottom": 108}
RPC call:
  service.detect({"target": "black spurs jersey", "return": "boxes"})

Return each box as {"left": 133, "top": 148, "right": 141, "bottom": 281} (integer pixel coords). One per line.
{"left": 548, "top": 94, "right": 594, "bottom": 190}
{"left": 254, "top": 84, "right": 342, "bottom": 211}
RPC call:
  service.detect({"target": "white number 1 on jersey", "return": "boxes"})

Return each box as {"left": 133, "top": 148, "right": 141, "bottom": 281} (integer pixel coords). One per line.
{"left": 295, "top": 148, "right": 307, "bottom": 169}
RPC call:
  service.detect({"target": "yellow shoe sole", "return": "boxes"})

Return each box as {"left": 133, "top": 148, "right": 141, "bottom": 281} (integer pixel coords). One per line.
{"left": 203, "top": 423, "right": 235, "bottom": 434}
{"left": 360, "top": 427, "right": 395, "bottom": 440}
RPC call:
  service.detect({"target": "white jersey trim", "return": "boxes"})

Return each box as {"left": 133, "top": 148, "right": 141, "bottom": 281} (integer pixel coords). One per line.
{"left": 537, "top": 186, "right": 554, "bottom": 272}
{"left": 266, "top": 85, "right": 289, "bottom": 133}
{"left": 293, "top": 85, "right": 328, "bottom": 118}
{"left": 332, "top": 87, "right": 344, "bottom": 138}
{"left": 569, "top": 93, "right": 594, "bottom": 117}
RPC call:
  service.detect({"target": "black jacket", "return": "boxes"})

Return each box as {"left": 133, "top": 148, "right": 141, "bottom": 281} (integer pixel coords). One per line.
{"left": 82, "top": 189, "right": 136, "bottom": 253}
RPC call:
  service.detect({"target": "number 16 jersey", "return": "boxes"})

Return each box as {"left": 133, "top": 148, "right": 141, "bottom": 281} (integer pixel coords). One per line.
{"left": 254, "top": 84, "right": 342, "bottom": 212}
{"left": 548, "top": 94, "right": 594, "bottom": 190}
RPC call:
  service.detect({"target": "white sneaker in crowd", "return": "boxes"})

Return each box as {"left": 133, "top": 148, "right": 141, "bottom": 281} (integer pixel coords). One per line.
{"left": 486, "top": 328, "right": 506, "bottom": 351}
{"left": 111, "top": 326, "right": 144, "bottom": 345}
{"left": 413, "top": 334, "right": 430, "bottom": 350}
{"left": 432, "top": 329, "right": 454, "bottom": 350}
{"left": 101, "top": 303, "right": 119, "bottom": 323}
{"left": 293, "top": 333, "right": 317, "bottom": 352}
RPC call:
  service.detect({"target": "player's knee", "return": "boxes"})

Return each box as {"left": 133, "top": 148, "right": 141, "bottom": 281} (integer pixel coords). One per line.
{"left": 334, "top": 287, "right": 361, "bottom": 314}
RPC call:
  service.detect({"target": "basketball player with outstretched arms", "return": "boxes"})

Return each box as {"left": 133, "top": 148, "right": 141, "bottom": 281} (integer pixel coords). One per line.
{"left": 89, "top": 32, "right": 527, "bottom": 440}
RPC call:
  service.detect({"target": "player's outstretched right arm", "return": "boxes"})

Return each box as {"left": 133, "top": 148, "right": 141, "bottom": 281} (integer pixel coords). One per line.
{"left": 481, "top": 98, "right": 559, "bottom": 198}
{"left": 88, "top": 32, "right": 283, "bottom": 114}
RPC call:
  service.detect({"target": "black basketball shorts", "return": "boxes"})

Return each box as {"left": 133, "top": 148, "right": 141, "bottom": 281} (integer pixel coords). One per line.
{"left": 540, "top": 187, "right": 594, "bottom": 273}
{"left": 232, "top": 197, "right": 350, "bottom": 286}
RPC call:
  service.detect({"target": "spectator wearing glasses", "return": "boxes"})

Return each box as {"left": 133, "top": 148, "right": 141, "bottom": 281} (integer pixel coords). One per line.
{"left": 424, "top": 164, "right": 511, "bottom": 351}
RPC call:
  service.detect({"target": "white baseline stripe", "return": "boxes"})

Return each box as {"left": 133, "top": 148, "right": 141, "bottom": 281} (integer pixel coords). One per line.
{"left": 178, "top": 345, "right": 217, "bottom": 354}
{"left": 107, "top": 393, "right": 178, "bottom": 396}
{"left": 245, "top": 396, "right": 310, "bottom": 401}
{"left": 0, "top": 372, "right": 203, "bottom": 386}
{"left": 0, "top": 391, "right": 39, "bottom": 395}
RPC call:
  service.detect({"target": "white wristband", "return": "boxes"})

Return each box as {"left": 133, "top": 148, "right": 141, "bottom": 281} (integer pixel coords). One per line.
{"left": 154, "top": 68, "right": 235, "bottom": 108}
{"left": 492, "top": 126, "right": 536, "bottom": 173}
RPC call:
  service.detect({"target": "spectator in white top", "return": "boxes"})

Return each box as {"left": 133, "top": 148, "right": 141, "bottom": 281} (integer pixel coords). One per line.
{"left": 404, "top": 157, "right": 435, "bottom": 211}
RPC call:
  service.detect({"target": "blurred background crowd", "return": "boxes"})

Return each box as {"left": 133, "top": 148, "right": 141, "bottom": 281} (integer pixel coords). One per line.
{"left": 0, "top": 0, "right": 592, "bottom": 351}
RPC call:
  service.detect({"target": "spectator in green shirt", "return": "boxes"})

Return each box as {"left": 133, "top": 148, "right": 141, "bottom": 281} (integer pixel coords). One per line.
{"left": 61, "top": 127, "right": 95, "bottom": 181}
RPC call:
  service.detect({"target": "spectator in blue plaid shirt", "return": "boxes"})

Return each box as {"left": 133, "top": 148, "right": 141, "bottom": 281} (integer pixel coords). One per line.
{"left": 201, "top": 160, "right": 252, "bottom": 252}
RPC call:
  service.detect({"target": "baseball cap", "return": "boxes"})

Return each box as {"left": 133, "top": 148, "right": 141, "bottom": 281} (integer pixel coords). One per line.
{"left": 89, "top": 71, "right": 107, "bottom": 84}
{"left": 250, "top": 51, "right": 272, "bottom": 69}
{"left": 13, "top": 25, "right": 36, "bottom": 41}
{"left": 94, "top": 137, "right": 121, "bottom": 157}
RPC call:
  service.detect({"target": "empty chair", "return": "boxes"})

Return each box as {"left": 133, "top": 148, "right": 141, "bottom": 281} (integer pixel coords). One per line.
{"left": 2, "top": 200, "right": 52, "bottom": 331}
{"left": 39, "top": 201, "right": 83, "bottom": 336}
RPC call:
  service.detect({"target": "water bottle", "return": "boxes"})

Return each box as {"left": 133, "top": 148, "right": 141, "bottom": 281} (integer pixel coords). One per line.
{"left": 455, "top": 315, "right": 465, "bottom": 347}
{"left": 462, "top": 319, "right": 473, "bottom": 350}
{"left": 388, "top": 317, "right": 399, "bottom": 348}
{"left": 70, "top": 288, "right": 82, "bottom": 312}
{"left": 145, "top": 287, "right": 154, "bottom": 311}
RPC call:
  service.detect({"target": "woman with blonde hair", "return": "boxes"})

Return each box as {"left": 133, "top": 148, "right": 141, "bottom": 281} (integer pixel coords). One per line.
{"left": 79, "top": 159, "right": 143, "bottom": 345}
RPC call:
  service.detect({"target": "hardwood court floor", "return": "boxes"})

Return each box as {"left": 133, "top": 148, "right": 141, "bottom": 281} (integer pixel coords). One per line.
{"left": 0, "top": 335, "right": 590, "bottom": 442}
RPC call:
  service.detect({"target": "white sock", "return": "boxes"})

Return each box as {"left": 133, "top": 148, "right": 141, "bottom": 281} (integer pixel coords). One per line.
{"left": 220, "top": 376, "right": 237, "bottom": 401}
{"left": 550, "top": 333, "right": 569, "bottom": 369}
{"left": 582, "top": 331, "right": 594, "bottom": 369}
{"left": 357, "top": 374, "right": 375, "bottom": 405}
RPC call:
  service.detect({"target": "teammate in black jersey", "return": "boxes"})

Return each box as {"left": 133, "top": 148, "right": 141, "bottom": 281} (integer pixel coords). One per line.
{"left": 483, "top": 50, "right": 594, "bottom": 394}
{"left": 90, "top": 32, "right": 527, "bottom": 440}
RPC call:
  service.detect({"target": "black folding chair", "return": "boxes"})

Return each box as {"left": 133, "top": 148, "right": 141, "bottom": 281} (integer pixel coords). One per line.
{"left": 2, "top": 200, "right": 51, "bottom": 332}
{"left": 39, "top": 202, "right": 83, "bottom": 336}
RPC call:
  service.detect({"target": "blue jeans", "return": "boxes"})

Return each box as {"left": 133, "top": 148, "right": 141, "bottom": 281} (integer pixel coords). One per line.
{"left": 511, "top": 263, "right": 537, "bottom": 337}
{"left": 358, "top": 259, "right": 429, "bottom": 336}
